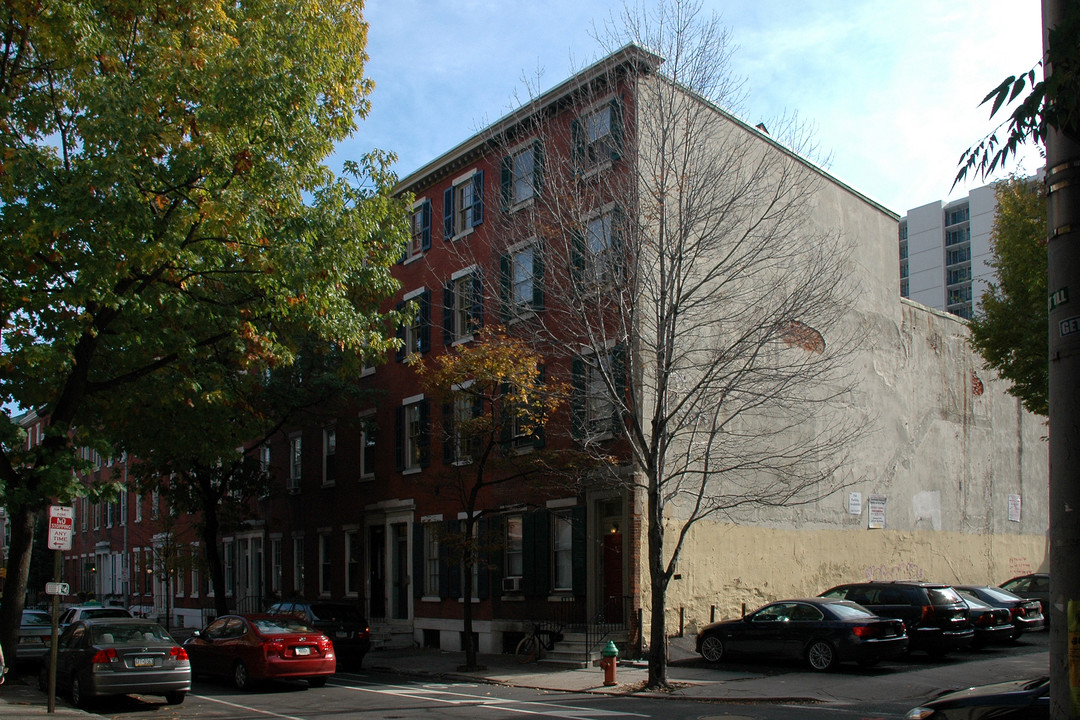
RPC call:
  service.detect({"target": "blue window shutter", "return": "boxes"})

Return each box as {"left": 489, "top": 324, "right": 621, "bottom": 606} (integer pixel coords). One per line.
{"left": 533, "top": 364, "right": 546, "bottom": 449}
{"left": 611, "top": 345, "right": 627, "bottom": 436}
{"left": 444, "top": 519, "right": 459, "bottom": 599}
{"left": 532, "top": 241, "right": 544, "bottom": 310}
{"left": 522, "top": 510, "right": 550, "bottom": 596}
{"left": 500, "top": 156, "right": 512, "bottom": 212}
{"left": 533, "top": 140, "right": 545, "bottom": 194}
{"left": 571, "top": 118, "right": 584, "bottom": 168}
{"left": 442, "top": 280, "right": 455, "bottom": 345}
{"left": 443, "top": 187, "right": 454, "bottom": 240}
{"left": 477, "top": 517, "right": 490, "bottom": 600}
{"left": 571, "top": 505, "right": 587, "bottom": 597}
{"left": 394, "top": 301, "right": 405, "bottom": 362}
{"left": 442, "top": 400, "right": 455, "bottom": 464}
{"left": 474, "top": 171, "right": 485, "bottom": 225}
{"left": 419, "top": 289, "right": 431, "bottom": 353}
{"left": 609, "top": 98, "right": 624, "bottom": 161}
{"left": 438, "top": 521, "right": 451, "bottom": 598}
{"left": 418, "top": 399, "right": 431, "bottom": 468}
{"left": 470, "top": 272, "right": 483, "bottom": 331}
{"left": 413, "top": 523, "right": 426, "bottom": 598}
{"left": 421, "top": 200, "right": 432, "bottom": 251}
{"left": 393, "top": 406, "right": 404, "bottom": 471}
{"left": 571, "top": 358, "right": 585, "bottom": 440}
{"left": 498, "top": 254, "right": 511, "bottom": 322}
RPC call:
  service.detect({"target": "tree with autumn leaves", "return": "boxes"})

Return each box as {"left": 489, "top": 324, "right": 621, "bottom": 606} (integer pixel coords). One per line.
{"left": 415, "top": 327, "right": 601, "bottom": 671}
{"left": 0, "top": 0, "right": 407, "bottom": 661}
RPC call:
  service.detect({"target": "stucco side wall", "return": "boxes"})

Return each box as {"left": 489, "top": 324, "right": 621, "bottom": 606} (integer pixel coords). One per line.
{"left": 653, "top": 521, "right": 1048, "bottom": 635}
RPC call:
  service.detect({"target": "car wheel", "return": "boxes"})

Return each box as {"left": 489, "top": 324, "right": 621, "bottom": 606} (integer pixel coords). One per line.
{"left": 165, "top": 691, "right": 186, "bottom": 705}
{"left": 233, "top": 660, "right": 251, "bottom": 690}
{"left": 806, "top": 640, "right": 837, "bottom": 672}
{"left": 308, "top": 677, "right": 327, "bottom": 688}
{"left": 699, "top": 635, "right": 725, "bottom": 663}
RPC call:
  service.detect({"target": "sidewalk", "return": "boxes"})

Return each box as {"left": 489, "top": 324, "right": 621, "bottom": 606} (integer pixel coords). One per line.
{"left": 0, "top": 635, "right": 1050, "bottom": 716}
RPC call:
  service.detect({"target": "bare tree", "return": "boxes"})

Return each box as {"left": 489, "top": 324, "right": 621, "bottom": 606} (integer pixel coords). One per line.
{"left": 460, "top": 0, "right": 867, "bottom": 688}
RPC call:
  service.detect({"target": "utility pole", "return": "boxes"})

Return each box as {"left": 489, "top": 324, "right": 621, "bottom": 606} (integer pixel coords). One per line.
{"left": 1044, "top": 0, "right": 1080, "bottom": 717}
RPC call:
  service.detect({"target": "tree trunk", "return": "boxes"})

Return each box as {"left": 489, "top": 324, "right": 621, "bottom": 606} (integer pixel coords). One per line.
{"left": 200, "top": 508, "right": 230, "bottom": 617}
{"left": 0, "top": 503, "right": 36, "bottom": 665}
{"left": 646, "top": 475, "right": 669, "bottom": 688}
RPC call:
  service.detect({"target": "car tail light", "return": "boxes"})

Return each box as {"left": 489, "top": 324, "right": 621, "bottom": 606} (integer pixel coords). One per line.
{"left": 974, "top": 612, "right": 991, "bottom": 627}
{"left": 170, "top": 646, "right": 189, "bottom": 661}
{"left": 318, "top": 636, "right": 333, "bottom": 652}
{"left": 920, "top": 605, "right": 935, "bottom": 623}
{"left": 264, "top": 639, "right": 285, "bottom": 658}
{"left": 92, "top": 647, "right": 119, "bottom": 665}
{"left": 852, "top": 625, "right": 878, "bottom": 638}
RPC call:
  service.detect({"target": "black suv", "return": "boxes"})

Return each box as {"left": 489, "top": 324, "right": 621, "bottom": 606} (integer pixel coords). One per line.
{"left": 819, "top": 581, "right": 974, "bottom": 656}
{"left": 266, "top": 601, "right": 371, "bottom": 666}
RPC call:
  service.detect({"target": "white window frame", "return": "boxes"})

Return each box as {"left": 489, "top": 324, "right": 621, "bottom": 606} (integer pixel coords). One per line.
{"left": 318, "top": 532, "right": 332, "bottom": 597}
{"left": 402, "top": 286, "right": 427, "bottom": 360}
{"left": 448, "top": 265, "right": 480, "bottom": 343}
{"left": 345, "top": 530, "right": 361, "bottom": 597}
{"left": 581, "top": 101, "right": 617, "bottom": 170}
{"left": 453, "top": 172, "right": 477, "bottom": 238}
{"left": 359, "top": 409, "right": 376, "bottom": 479}
{"left": 408, "top": 198, "right": 429, "bottom": 259}
{"left": 288, "top": 433, "right": 302, "bottom": 492}
{"left": 504, "top": 514, "right": 523, "bottom": 579}
{"left": 551, "top": 510, "right": 573, "bottom": 592}
{"left": 402, "top": 395, "right": 424, "bottom": 473}
{"left": 292, "top": 536, "right": 305, "bottom": 593}
{"left": 508, "top": 142, "right": 538, "bottom": 208}
{"left": 322, "top": 426, "right": 336, "bottom": 487}
{"left": 586, "top": 350, "right": 616, "bottom": 438}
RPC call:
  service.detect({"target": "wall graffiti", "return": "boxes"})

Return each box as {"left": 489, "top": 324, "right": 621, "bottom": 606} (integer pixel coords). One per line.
{"left": 863, "top": 562, "right": 926, "bottom": 581}
{"left": 1008, "top": 557, "right": 1033, "bottom": 577}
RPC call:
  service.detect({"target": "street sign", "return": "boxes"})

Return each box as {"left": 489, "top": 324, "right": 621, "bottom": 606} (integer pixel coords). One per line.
{"left": 47, "top": 505, "right": 74, "bottom": 551}
{"left": 45, "top": 581, "right": 69, "bottom": 596}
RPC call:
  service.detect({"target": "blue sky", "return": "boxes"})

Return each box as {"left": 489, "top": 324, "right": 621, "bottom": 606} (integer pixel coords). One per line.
{"left": 343, "top": 0, "right": 1045, "bottom": 214}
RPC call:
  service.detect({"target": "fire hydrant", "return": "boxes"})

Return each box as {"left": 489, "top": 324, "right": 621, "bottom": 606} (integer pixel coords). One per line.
{"left": 600, "top": 640, "right": 619, "bottom": 686}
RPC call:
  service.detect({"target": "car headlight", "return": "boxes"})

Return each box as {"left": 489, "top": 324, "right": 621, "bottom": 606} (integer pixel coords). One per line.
{"left": 905, "top": 708, "right": 935, "bottom": 719}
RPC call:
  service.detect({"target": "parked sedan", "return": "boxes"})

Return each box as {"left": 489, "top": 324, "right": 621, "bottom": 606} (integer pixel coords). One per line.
{"left": 906, "top": 675, "right": 1048, "bottom": 719}
{"left": 184, "top": 614, "right": 336, "bottom": 689}
{"left": 16, "top": 609, "right": 54, "bottom": 663}
{"left": 40, "top": 618, "right": 190, "bottom": 708}
{"left": 999, "top": 573, "right": 1050, "bottom": 624}
{"left": 956, "top": 585, "right": 1044, "bottom": 638}
{"left": 696, "top": 598, "right": 908, "bottom": 671}
{"left": 265, "top": 601, "right": 370, "bottom": 666}
{"left": 961, "top": 595, "right": 1014, "bottom": 648}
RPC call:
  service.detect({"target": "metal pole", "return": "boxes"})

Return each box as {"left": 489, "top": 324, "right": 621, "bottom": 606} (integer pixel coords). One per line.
{"left": 1044, "top": 1, "right": 1080, "bottom": 717}
{"left": 47, "top": 549, "right": 60, "bottom": 714}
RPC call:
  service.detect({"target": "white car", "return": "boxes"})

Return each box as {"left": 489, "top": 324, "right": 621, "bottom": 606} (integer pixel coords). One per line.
{"left": 58, "top": 605, "right": 132, "bottom": 629}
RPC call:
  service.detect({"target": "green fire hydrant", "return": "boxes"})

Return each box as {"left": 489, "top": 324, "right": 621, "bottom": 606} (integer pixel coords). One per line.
{"left": 600, "top": 640, "right": 619, "bottom": 686}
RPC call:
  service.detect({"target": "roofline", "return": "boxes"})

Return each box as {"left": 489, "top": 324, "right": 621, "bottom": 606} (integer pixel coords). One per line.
{"left": 395, "top": 44, "right": 662, "bottom": 195}
{"left": 394, "top": 43, "right": 897, "bottom": 221}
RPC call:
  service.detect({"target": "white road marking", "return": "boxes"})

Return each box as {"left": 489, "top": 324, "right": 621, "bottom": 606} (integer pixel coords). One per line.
{"left": 190, "top": 693, "right": 310, "bottom": 720}
{"left": 332, "top": 678, "right": 650, "bottom": 718}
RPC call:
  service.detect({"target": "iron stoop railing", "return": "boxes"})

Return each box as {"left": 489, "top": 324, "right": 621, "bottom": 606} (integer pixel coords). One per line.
{"left": 546, "top": 596, "right": 632, "bottom": 660}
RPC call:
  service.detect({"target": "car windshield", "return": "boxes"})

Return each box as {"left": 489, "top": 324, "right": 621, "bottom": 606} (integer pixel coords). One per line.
{"left": 22, "top": 612, "right": 52, "bottom": 626}
{"left": 826, "top": 601, "right": 879, "bottom": 620}
{"left": 309, "top": 604, "right": 363, "bottom": 623}
{"left": 964, "top": 596, "right": 991, "bottom": 609}
{"left": 92, "top": 623, "right": 172, "bottom": 644}
{"left": 927, "top": 587, "right": 963, "bottom": 604}
{"left": 254, "top": 617, "right": 317, "bottom": 635}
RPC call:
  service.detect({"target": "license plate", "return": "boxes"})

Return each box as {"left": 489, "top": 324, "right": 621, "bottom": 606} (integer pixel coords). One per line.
{"left": 294, "top": 646, "right": 311, "bottom": 656}
{"left": 134, "top": 657, "right": 154, "bottom": 668}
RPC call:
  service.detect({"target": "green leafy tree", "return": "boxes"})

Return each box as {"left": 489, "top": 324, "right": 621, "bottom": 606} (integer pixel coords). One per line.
{"left": 969, "top": 177, "right": 1048, "bottom": 415}
{"left": 0, "top": 1, "right": 406, "bottom": 661}
{"left": 955, "top": 1, "right": 1080, "bottom": 184}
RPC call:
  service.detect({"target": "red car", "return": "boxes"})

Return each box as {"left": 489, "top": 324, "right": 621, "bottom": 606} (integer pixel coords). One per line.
{"left": 184, "top": 614, "right": 335, "bottom": 689}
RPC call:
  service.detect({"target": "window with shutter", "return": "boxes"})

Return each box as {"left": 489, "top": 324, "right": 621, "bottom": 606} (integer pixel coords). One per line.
{"left": 445, "top": 170, "right": 485, "bottom": 239}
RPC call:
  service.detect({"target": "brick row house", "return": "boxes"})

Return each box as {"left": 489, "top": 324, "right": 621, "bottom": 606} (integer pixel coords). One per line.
{"left": 33, "top": 43, "right": 1047, "bottom": 656}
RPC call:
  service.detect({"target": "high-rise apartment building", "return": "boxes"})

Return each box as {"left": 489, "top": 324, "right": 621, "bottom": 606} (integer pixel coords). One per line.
{"left": 898, "top": 183, "right": 998, "bottom": 319}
